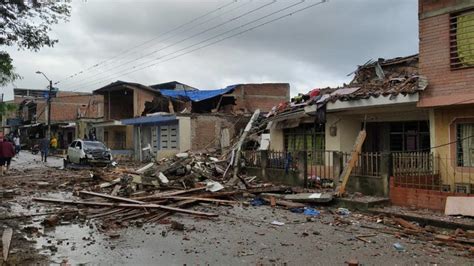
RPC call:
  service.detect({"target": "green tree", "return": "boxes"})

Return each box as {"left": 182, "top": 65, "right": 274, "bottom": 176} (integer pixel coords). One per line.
{"left": 0, "top": 0, "right": 71, "bottom": 85}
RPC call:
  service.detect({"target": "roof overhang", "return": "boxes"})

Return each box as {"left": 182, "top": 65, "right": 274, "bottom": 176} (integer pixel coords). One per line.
{"left": 93, "top": 120, "right": 124, "bottom": 127}
{"left": 121, "top": 115, "right": 177, "bottom": 126}
{"left": 326, "top": 93, "right": 419, "bottom": 112}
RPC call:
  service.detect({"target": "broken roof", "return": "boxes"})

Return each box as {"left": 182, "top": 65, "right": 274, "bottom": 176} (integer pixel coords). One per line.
{"left": 93, "top": 80, "right": 162, "bottom": 95}
{"left": 159, "top": 85, "right": 236, "bottom": 102}
{"left": 327, "top": 54, "right": 426, "bottom": 102}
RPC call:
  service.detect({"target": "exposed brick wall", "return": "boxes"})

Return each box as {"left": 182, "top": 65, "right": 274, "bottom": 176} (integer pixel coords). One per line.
{"left": 190, "top": 114, "right": 248, "bottom": 150}
{"left": 390, "top": 177, "right": 474, "bottom": 211}
{"left": 20, "top": 93, "right": 103, "bottom": 123}
{"left": 418, "top": 1, "right": 474, "bottom": 107}
{"left": 230, "top": 83, "right": 290, "bottom": 113}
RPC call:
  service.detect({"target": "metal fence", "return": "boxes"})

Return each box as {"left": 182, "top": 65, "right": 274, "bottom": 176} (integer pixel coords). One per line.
{"left": 391, "top": 152, "right": 474, "bottom": 194}
{"left": 243, "top": 149, "right": 382, "bottom": 180}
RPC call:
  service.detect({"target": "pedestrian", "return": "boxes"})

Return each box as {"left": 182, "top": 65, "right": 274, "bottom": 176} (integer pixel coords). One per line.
{"left": 0, "top": 137, "right": 15, "bottom": 176}
{"left": 50, "top": 135, "right": 58, "bottom": 155}
{"left": 40, "top": 137, "right": 49, "bottom": 162}
{"left": 13, "top": 135, "right": 20, "bottom": 156}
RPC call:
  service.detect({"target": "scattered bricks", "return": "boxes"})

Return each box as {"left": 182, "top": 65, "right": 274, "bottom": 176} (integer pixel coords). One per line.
{"left": 170, "top": 221, "right": 185, "bottom": 231}
{"left": 435, "top": 234, "right": 454, "bottom": 242}
{"left": 42, "top": 215, "right": 59, "bottom": 227}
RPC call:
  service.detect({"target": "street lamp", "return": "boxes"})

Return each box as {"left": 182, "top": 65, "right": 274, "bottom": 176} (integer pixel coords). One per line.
{"left": 36, "top": 71, "right": 53, "bottom": 151}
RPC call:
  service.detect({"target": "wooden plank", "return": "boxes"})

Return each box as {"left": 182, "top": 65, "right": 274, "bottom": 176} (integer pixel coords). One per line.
{"left": 228, "top": 109, "right": 261, "bottom": 186}
{"left": 33, "top": 197, "right": 218, "bottom": 217}
{"left": 336, "top": 129, "right": 367, "bottom": 195}
{"left": 160, "top": 196, "right": 237, "bottom": 204}
{"left": 2, "top": 227, "right": 12, "bottom": 262}
{"left": 79, "top": 191, "right": 143, "bottom": 204}
{"left": 132, "top": 187, "right": 207, "bottom": 200}
{"left": 110, "top": 185, "right": 121, "bottom": 196}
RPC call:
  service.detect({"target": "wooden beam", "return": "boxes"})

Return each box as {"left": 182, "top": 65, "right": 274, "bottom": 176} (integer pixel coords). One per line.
{"left": 33, "top": 197, "right": 218, "bottom": 217}
{"left": 2, "top": 227, "right": 12, "bottom": 262}
{"left": 228, "top": 109, "right": 260, "bottom": 185}
{"left": 337, "top": 129, "right": 367, "bottom": 196}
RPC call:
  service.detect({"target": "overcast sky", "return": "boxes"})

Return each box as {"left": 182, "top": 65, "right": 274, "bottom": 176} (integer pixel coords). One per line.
{"left": 2, "top": 0, "right": 418, "bottom": 100}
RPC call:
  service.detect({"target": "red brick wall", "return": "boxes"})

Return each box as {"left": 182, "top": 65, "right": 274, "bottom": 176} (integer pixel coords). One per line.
{"left": 35, "top": 94, "right": 103, "bottom": 122}
{"left": 390, "top": 177, "right": 474, "bottom": 211}
{"left": 190, "top": 115, "right": 248, "bottom": 150}
{"left": 230, "top": 83, "right": 289, "bottom": 112}
{"left": 418, "top": 0, "right": 474, "bottom": 107}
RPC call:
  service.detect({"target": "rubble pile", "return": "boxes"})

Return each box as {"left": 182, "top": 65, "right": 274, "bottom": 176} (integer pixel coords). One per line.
{"left": 30, "top": 150, "right": 296, "bottom": 230}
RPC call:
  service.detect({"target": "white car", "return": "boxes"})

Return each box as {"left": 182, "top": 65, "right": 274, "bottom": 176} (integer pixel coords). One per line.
{"left": 67, "top": 139, "right": 112, "bottom": 165}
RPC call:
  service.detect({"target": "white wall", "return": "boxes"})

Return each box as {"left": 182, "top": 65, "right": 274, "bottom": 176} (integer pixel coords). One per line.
{"left": 269, "top": 127, "right": 284, "bottom": 151}
{"left": 178, "top": 116, "right": 191, "bottom": 152}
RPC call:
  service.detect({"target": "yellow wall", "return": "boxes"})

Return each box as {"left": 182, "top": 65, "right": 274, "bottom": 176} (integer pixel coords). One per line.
{"left": 432, "top": 104, "right": 474, "bottom": 186}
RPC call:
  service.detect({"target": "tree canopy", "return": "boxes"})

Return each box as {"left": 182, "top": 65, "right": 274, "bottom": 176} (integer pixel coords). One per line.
{"left": 0, "top": 0, "right": 71, "bottom": 86}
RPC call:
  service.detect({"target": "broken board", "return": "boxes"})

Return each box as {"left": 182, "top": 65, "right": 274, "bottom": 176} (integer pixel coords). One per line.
{"left": 282, "top": 192, "right": 333, "bottom": 203}
{"left": 336, "top": 129, "right": 367, "bottom": 195}
{"left": 2, "top": 227, "right": 12, "bottom": 262}
{"left": 445, "top": 196, "right": 474, "bottom": 216}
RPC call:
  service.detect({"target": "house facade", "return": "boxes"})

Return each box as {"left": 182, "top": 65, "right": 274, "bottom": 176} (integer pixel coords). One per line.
{"left": 11, "top": 89, "right": 103, "bottom": 149}
{"left": 266, "top": 55, "right": 429, "bottom": 195}
{"left": 418, "top": 0, "right": 474, "bottom": 190}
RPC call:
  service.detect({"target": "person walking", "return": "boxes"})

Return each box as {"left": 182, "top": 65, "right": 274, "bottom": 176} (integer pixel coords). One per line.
{"left": 0, "top": 137, "right": 15, "bottom": 176}
{"left": 13, "top": 135, "right": 20, "bottom": 156}
{"left": 40, "top": 137, "right": 49, "bottom": 163}
{"left": 50, "top": 135, "right": 58, "bottom": 155}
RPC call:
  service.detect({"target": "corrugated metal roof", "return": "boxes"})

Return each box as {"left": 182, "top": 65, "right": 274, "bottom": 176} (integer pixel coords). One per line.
{"left": 121, "top": 115, "right": 177, "bottom": 126}
{"left": 159, "top": 85, "right": 235, "bottom": 102}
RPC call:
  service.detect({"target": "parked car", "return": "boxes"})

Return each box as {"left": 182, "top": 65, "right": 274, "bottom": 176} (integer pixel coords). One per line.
{"left": 67, "top": 139, "right": 112, "bottom": 165}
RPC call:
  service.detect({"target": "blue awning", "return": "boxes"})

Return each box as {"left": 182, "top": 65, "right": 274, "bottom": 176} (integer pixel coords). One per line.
{"left": 121, "top": 115, "right": 177, "bottom": 126}
{"left": 159, "top": 85, "right": 236, "bottom": 102}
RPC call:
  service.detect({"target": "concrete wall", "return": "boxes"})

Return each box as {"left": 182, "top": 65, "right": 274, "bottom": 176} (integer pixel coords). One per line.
{"left": 418, "top": 0, "right": 474, "bottom": 107}
{"left": 178, "top": 116, "right": 191, "bottom": 152}
{"left": 269, "top": 128, "right": 284, "bottom": 151}
{"left": 325, "top": 113, "right": 361, "bottom": 153}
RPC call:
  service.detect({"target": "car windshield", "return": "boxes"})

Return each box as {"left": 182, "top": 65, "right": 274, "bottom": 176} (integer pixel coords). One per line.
{"left": 83, "top": 141, "right": 106, "bottom": 150}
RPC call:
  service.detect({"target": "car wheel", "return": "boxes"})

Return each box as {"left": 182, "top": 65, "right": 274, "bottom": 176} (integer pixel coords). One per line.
{"left": 79, "top": 158, "right": 88, "bottom": 165}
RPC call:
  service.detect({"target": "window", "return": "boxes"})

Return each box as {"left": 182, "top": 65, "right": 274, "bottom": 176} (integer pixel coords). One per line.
{"left": 456, "top": 123, "right": 474, "bottom": 167}
{"left": 450, "top": 9, "right": 474, "bottom": 70}
{"left": 284, "top": 123, "right": 325, "bottom": 151}
{"left": 389, "top": 121, "right": 430, "bottom": 152}
{"left": 70, "top": 141, "right": 77, "bottom": 148}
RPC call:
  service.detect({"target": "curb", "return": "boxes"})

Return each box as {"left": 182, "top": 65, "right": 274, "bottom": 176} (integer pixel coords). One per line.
{"left": 366, "top": 209, "right": 474, "bottom": 231}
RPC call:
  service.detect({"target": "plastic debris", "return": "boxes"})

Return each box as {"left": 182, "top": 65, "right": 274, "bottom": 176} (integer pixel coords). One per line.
{"left": 303, "top": 208, "right": 320, "bottom": 216}
{"left": 206, "top": 181, "right": 224, "bottom": 192}
{"left": 336, "top": 208, "right": 351, "bottom": 216}
{"left": 393, "top": 242, "right": 406, "bottom": 252}
{"left": 250, "top": 197, "right": 265, "bottom": 206}
{"left": 271, "top": 221, "right": 285, "bottom": 226}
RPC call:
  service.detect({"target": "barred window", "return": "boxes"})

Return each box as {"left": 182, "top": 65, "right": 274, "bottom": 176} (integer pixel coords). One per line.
{"left": 450, "top": 10, "right": 474, "bottom": 70}
{"left": 456, "top": 123, "right": 474, "bottom": 167}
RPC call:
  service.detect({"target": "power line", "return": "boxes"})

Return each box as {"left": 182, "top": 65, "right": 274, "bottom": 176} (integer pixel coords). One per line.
{"left": 73, "top": 0, "right": 327, "bottom": 91}
{"left": 63, "top": 0, "right": 278, "bottom": 89}
{"left": 56, "top": 0, "right": 237, "bottom": 85}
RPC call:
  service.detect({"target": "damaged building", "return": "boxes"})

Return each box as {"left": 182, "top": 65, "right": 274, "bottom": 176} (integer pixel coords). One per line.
{"left": 92, "top": 81, "right": 289, "bottom": 160}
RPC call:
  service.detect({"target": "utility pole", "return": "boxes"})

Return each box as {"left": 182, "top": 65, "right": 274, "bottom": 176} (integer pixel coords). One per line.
{"left": 47, "top": 79, "right": 52, "bottom": 141}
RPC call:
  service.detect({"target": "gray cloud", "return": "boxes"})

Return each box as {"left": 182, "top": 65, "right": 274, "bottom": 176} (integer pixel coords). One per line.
{"left": 2, "top": 0, "right": 418, "bottom": 100}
